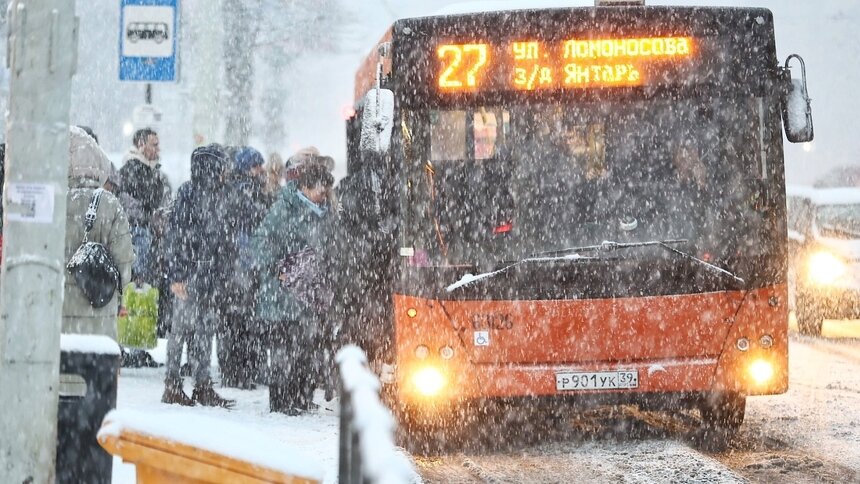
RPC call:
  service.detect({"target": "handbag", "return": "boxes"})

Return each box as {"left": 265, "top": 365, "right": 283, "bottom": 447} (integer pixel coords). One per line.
{"left": 279, "top": 247, "right": 334, "bottom": 313}
{"left": 66, "top": 188, "right": 122, "bottom": 308}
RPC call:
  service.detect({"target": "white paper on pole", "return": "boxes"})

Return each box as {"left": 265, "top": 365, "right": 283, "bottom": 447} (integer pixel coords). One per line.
{"left": 6, "top": 183, "right": 55, "bottom": 224}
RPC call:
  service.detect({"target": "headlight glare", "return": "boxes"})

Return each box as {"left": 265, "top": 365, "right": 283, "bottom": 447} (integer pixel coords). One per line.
{"left": 748, "top": 359, "right": 774, "bottom": 385}
{"left": 807, "top": 251, "right": 847, "bottom": 285}
{"left": 412, "top": 367, "right": 445, "bottom": 397}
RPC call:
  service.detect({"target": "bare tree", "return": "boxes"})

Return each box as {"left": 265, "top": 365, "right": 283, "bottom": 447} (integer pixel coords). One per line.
{"left": 223, "top": 0, "right": 344, "bottom": 149}
{"left": 222, "top": 0, "right": 261, "bottom": 146}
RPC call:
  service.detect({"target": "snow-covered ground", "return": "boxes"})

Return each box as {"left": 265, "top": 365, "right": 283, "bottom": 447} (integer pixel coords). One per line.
{"left": 110, "top": 341, "right": 342, "bottom": 484}
{"left": 109, "top": 318, "right": 860, "bottom": 483}
{"left": 737, "top": 317, "right": 860, "bottom": 477}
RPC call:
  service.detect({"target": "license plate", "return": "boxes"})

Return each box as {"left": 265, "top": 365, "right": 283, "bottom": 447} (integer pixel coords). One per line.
{"left": 556, "top": 370, "right": 639, "bottom": 391}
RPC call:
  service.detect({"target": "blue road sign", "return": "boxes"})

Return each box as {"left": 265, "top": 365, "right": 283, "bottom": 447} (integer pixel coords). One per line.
{"left": 119, "top": 0, "right": 179, "bottom": 82}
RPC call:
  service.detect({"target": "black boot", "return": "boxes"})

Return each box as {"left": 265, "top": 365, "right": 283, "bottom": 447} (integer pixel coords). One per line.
{"left": 162, "top": 378, "right": 195, "bottom": 406}
{"left": 192, "top": 380, "right": 236, "bottom": 408}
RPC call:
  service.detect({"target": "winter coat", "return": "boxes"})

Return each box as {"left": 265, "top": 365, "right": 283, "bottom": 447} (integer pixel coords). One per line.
{"left": 224, "top": 173, "right": 273, "bottom": 271}
{"left": 63, "top": 127, "right": 134, "bottom": 339}
{"left": 251, "top": 182, "right": 330, "bottom": 324}
{"left": 218, "top": 173, "right": 272, "bottom": 315}
{"left": 165, "top": 148, "right": 228, "bottom": 302}
{"left": 118, "top": 149, "right": 165, "bottom": 227}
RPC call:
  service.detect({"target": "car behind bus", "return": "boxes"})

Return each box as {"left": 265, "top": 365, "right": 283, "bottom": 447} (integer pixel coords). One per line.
{"left": 787, "top": 186, "right": 860, "bottom": 335}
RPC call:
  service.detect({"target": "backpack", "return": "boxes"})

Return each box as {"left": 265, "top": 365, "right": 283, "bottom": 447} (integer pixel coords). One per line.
{"left": 66, "top": 188, "right": 122, "bottom": 308}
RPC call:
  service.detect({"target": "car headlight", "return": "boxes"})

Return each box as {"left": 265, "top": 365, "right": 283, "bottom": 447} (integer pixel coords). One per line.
{"left": 807, "top": 251, "right": 846, "bottom": 285}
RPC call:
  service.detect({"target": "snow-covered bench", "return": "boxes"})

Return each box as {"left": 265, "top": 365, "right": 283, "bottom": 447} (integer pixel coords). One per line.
{"left": 97, "top": 409, "right": 324, "bottom": 484}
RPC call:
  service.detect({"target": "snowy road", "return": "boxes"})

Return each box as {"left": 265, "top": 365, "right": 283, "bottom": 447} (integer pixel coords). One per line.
{"left": 411, "top": 318, "right": 860, "bottom": 483}
{"left": 110, "top": 318, "right": 860, "bottom": 483}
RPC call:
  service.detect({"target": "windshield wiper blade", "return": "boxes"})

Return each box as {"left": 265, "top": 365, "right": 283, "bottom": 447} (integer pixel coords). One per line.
{"left": 448, "top": 239, "right": 686, "bottom": 293}
{"left": 447, "top": 238, "right": 744, "bottom": 293}
{"left": 533, "top": 239, "right": 688, "bottom": 258}
{"left": 446, "top": 251, "right": 596, "bottom": 293}
{"left": 536, "top": 238, "right": 745, "bottom": 285}
{"left": 655, "top": 242, "right": 745, "bottom": 286}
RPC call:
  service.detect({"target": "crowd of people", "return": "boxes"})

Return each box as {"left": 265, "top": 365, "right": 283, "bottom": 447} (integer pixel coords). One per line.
{"left": 57, "top": 125, "right": 358, "bottom": 415}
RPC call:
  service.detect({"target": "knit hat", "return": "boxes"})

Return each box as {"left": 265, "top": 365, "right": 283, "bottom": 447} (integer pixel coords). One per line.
{"left": 286, "top": 146, "right": 320, "bottom": 169}
{"left": 234, "top": 146, "right": 265, "bottom": 173}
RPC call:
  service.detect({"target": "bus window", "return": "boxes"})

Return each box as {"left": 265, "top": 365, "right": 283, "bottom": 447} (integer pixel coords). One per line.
{"left": 474, "top": 110, "right": 497, "bottom": 160}
{"left": 430, "top": 110, "right": 467, "bottom": 161}
{"left": 474, "top": 109, "right": 511, "bottom": 160}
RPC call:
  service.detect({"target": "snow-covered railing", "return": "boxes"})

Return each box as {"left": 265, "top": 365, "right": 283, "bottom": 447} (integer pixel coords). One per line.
{"left": 336, "top": 345, "right": 415, "bottom": 484}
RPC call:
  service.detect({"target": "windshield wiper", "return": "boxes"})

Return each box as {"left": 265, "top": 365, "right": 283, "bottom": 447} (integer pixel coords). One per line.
{"left": 446, "top": 238, "right": 744, "bottom": 293}
{"left": 533, "top": 239, "right": 688, "bottom": 258}
{"left": 654, "top": 242, "right": 745, "bottom": 286}
{"left": 446, "top": 239, "right": 674, "bottom": 293}
{"left": 545, "top": 238, "right": 745, "bottom": 286}
{"left": 445, "top": 251, "right": 596, "bottom": 293}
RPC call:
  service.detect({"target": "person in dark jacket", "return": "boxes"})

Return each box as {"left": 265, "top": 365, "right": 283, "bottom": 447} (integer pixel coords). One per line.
{"left": 161, "top": 144, "right": 235, "bottom": 407}
{"left": 251, "top": 163, "right": 334, "bottom": 415}
{"left": 147, "top": 203, "right": 173, "bottom": 339}
{"left": 218, "top": 146, "right": 271, "bottom": 388}
{"left": 329, "top": 152, "right": 399, "bottom": 371}
{"left": 119, "top": 128, "right": 169, "bottom": 282}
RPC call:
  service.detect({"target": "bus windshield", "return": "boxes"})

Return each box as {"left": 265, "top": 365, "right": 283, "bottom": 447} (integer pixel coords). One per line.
{"left": 404, "top": 95, "right": 772, "bottom": 271}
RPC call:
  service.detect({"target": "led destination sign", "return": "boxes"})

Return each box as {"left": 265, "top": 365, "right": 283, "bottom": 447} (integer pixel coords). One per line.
{"left": 437, "top": 36, "right": 694, "bottom": 91}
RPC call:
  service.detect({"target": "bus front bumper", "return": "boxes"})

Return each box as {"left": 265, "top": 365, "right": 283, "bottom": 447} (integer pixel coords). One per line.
{"left": 394, "top": 351, "right": 787, "bottom": 411}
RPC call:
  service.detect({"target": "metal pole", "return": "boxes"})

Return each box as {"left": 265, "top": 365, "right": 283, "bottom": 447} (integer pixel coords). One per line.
{"left": 338, "top": 385, "right": 351, "bottom": 484}
{"left": 0, "top": 1, "right": 77, "bottom": 482}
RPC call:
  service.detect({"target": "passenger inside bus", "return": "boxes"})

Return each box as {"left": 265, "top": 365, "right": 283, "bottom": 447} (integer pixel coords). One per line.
{"left": 428, "top": 109, "right": 514, "bottom": 267}
{"left": 670, "top": 136, "right": 708, "bottom": 191}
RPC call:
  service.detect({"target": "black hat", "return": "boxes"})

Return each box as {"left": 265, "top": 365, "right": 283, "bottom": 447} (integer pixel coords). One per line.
{"left": 191, "top": 144, "right": 228, "bottom": 185}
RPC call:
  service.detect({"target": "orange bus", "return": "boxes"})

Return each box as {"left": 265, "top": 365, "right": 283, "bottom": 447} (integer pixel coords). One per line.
{"left": 343, "top": 2, "right": 814, "bottom": 433}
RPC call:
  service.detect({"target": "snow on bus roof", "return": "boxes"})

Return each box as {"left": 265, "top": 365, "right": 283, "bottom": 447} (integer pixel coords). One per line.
{"left": 98, "top": 408, "right": 325, "bottom": 481}
{"left": 433, "top": 1, "right": 590, "bottom": 16}
{"left": 786, "top": 185, "right": 860, "bottom": 206}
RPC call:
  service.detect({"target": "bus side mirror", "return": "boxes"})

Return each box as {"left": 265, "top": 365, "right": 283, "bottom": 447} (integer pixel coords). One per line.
{"left": 359, "top": 88, "right": 394, "bottom": 155}
{"left": 782, "top": 54, "right": 814, "bottom": 143}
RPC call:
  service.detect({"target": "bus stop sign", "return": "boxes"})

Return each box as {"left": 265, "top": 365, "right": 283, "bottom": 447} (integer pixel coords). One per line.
{"left": 119, "top": 0, "right": 179, "bottom": 82}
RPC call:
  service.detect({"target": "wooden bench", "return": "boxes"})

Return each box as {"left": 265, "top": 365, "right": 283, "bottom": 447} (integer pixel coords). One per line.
{"left": 98, "top": 410, "right": 323, "bottom": 484}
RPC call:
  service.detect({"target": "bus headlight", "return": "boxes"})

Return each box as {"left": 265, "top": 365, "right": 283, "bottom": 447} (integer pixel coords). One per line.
{"left": 807, "top": 251, "right": 846, "bottom": 285}
{"left": 412, "top": 367, "right": 446, "bottom": 397}
{"left": 748, "top": 359, "right": 774, "bottom": 385}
